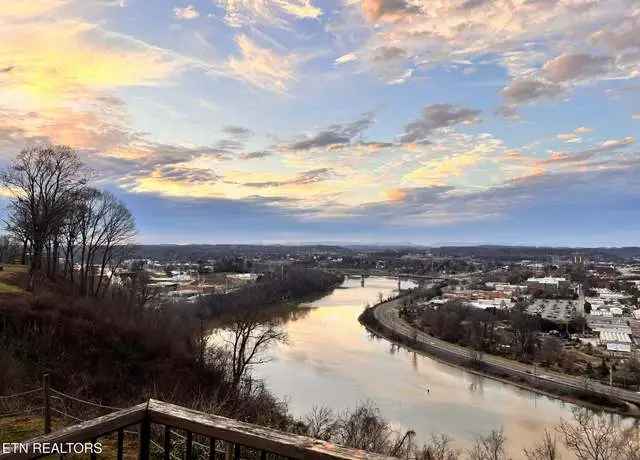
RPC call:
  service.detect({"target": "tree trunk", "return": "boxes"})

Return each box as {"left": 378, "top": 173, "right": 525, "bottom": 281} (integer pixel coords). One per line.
{"left": 51, "top": 238, "right": 59, "bottom": 277}
{"left": 21, "top": 238, "right": 28, "bottom": 265}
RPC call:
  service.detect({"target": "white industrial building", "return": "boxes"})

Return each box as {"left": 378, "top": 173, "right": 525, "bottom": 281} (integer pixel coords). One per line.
{"left": 599, "top": 330, "right": 632, "bottom": 353}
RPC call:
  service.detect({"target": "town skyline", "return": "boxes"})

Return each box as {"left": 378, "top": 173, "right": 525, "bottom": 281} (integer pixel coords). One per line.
{"left": 0, "top": 1, "right": 638, "bottom": 245}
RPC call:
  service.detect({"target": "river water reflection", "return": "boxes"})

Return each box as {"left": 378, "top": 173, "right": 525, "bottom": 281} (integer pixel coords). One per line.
{"left": 250, "top": 276, "right": 604, "bottom": 456}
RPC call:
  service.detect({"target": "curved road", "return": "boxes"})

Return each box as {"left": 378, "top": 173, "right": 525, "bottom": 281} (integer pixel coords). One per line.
{"left": 372, "top": 297, "right": 640, "bottom": 407}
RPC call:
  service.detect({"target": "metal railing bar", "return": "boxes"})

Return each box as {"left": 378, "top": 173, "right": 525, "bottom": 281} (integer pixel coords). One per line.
{"left": 50, "top": 388, "right": 124, "bottom": 411}
{"left": 186, "top": 431, "right": 193, "bottom": 459}
{"left": 0, "top": 389, "right": 41, "bottom": 400}
{"left": 209, "top": 438, "right": 217, "bottom": 460}
{"left": 0, "top": 407, "right": 44, "bottom": 419}
{"left": 164, "top": 425, "right": 171, "bottom": 460}
{"left": 117, "top": 428, "right": 124, "bottom": 460}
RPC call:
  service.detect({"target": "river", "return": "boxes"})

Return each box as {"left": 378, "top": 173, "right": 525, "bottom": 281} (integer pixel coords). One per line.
{"left": 250, "top": 276, "right": 594, "bottom": 456}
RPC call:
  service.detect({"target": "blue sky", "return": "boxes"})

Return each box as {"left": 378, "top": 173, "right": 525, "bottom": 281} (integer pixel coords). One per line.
{"left": 0, "top": 0, "right": 639, "bottom": 245}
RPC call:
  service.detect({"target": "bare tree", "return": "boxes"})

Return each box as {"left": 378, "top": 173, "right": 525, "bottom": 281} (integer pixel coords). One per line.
{"left": 4, "top": 202, "right": 31, "bottom": 265}
{"left": 1, "top": 145, "right": 86, "bottom": 286}
{"left": 335, "top": 401, "right": 394, "bottom": 454}
{"left": 219, "top": 312, "right": 287, "bottom": 389}
{"left": 467, "top": 429, "right": 507, "bottom": 460}
{"left": 557, "top": 408, "right": 624, "bottom": 460}
{"left": 511, "top": 309, "right": 539, "bottom": 359}
{"left": 417, "top": 434, "right": 460, "bottom": 460}
{"left": 76, "top": 188, "right": 136, "bottom": 297}
{"left": 618, "top": 428, "right": 640, "bottom": 460}
{"left": 123, "top": 271, "right": 162, "bottom": 309}
{"left": 305, "top": 406, "right": 337, "bottom": 441}
{"left": 523, "top": 429, "right": 560, "bottom": 460}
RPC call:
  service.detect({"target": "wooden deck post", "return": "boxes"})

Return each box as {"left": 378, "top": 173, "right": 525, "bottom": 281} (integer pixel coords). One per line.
{"left": 138, "top": 415, "right": 151, "bottom": 460}
{"left": 43, "top": 373, "right": 51, "bottom": 434}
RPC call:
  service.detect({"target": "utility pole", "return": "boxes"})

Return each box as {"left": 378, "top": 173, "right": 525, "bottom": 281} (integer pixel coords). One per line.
{"left": 43, "top": 373, "right": 51, "bottom": 434}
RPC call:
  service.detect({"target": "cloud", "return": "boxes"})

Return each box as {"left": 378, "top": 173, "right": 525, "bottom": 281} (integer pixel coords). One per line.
{"left": 335, "top": 53, "right": 358, "bottom": 65}
{"left": 399, "top": 104, "right": 481, "bottom": 143}
{"left": 500, "top": 78, "right": 563, "bottom": 112}
{"left": 339, "top": 0, "right": 638, "bottom": 102}
{"left": 0, "top": 20, "right": 186, "bottom": 102}
{"left": 404, "top": 151, "right": 483, "bottom": 186}
{"left": 633, "top": 113, "right": 640, "bottom": 120}
{"left": 239, "top": 150, "right": 272, "bottom": 160}
{"left": 222, "top": 125, "right": 253, "bottom": 138}
{"left": 349, "top": 164, "right": 640, "bottom": 227}
{"left": 0, "top": 0, "right": 68, "bottom": 21}
{"left": 232, "top": 168, "right": 336, "bottom": 188}
{"left": 540, "top": 137, "right": 636, "bottom": 165}
{"left": 591, "top": 16, "right": 640, "bottom": 51}
{"left": 557, "top": 126, "right": 592, "bottom": 144}
{"left": 368, "top": 46, "right": 413, "bottom": 84}
{"left": 541, "top": 53, "right": 613, "bottom": 83}
{"left": 285, "top": 112, "right": 375, "bottom": 150}
{"left": 174, "top": 5, "right": 200, "bottom": 20}
{"left": 226, "top": 34, "right": 296, "bottom": 93}
{"left": 360, "top": 0, "right": 419, "bottom": 22}
{"left": 155, "top": 165, "right": 220, "bottom": 183}
{"left": 215, "top": 0, "right": 321, "bottom": 28}
{"left": 371, "top": 46, "right": 406, "bottom": 62}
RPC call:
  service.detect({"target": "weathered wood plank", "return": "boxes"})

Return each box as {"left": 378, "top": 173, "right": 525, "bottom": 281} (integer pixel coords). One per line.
{"left": 147, "top": 400, "right": 397, "bottom": 460}
{"left": 5, "top": 399, "right": 398, "bottom": 460}
{"left": 0, "top": 403, "right": 148, "bottom": 460}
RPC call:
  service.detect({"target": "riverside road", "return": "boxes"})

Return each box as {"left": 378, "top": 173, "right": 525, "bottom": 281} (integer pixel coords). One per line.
{"left": 372, "top": 297, "right": 640, "bottom": 407}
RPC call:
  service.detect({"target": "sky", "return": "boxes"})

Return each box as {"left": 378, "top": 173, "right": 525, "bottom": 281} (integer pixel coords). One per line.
{"left": 0, "top": 0, "right": 639, "bottom": 246}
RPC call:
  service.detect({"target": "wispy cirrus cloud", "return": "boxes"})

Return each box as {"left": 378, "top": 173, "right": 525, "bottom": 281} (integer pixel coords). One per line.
{"left": 215, "top": 0, "right": 322, "bottom": 28}
{"left": 226, "top": 34, "right": 297, "bottom": 93}
{"left": 557, "top": 126, "right": 592, "bottom": 144}
{"left": 230, "top": 168, "right": 336, "bottom": 188}
{"left": 0, "top": 0, "right": 69, "bottom": 21}
{"left": 174, "top": 5, "right": 201, "bottom": 20}
{"left": 0, "top": 20, "right": 187, "bottom": 103}
{"left": 539, "top": 137, "right": 636, "bottom": 166}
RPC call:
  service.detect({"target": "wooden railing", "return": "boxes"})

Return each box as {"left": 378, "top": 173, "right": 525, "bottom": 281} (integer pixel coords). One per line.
{"left": 1, "top": 399, "right": 397, "bottom": 460}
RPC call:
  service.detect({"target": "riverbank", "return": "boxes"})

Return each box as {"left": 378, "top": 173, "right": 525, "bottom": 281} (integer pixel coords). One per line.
{"left": 203, "top": 269, "right": 343, "bottom": 318}
{"left": 359, "top": 298, "right": 640, "bottom": 417}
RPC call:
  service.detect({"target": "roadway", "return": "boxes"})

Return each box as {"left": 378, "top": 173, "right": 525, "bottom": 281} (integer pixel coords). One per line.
{"left": 371, "top": 297, "right": 640, "bottom": 407}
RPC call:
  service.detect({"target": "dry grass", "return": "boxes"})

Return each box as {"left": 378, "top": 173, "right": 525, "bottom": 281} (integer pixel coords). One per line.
{"left": 0, "top": 415, "right": 138, "bottom": 459}
{"left": 0, "top": 264, "right": 27, "bottom": 295}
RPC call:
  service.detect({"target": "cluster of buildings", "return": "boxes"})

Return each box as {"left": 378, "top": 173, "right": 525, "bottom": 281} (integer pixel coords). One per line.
{"left": 441, "top": 288, "right": 515, "bottom": 310}
{"left": 526, "top": 277, "right": 574, "bottom": 296}
{"left": 119, "top": 259, "right": 264, "bottom": 304}
{"left": 419, "top": 270, "right": 640, "bottom": 357}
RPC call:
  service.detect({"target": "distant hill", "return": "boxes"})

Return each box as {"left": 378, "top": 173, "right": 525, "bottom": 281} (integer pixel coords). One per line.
{"left": 130, "top": 243, "right": 640, "bottom": 263}
{"left": 131, "top": 244, "right": 352, "bottom": 261}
